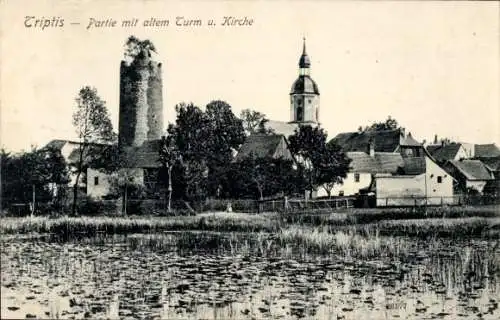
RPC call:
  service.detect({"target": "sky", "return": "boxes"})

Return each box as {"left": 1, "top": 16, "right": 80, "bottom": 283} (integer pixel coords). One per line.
{"left": 1, "top": 0, "right": 499, "bottom": 152}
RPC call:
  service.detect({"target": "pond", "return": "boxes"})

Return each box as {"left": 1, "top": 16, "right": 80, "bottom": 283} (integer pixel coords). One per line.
{"left": 1, "top": 232, "right": 499, "bottom": 319}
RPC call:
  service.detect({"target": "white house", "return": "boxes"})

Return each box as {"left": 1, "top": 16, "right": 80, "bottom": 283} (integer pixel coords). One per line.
{"left": 375, "top": 152, "right": 455, "bottom": 206}
{"left": 321, "top": 129, "right": 455, "bottom": 206}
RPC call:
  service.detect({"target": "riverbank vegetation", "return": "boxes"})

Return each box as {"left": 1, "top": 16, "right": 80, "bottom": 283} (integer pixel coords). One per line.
{"left": 1, "top": 207, "right": 499, "bottom": 240}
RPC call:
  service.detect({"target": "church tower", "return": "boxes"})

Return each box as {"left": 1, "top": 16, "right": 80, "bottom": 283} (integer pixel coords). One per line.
{"left": 289, "top": 38, "right": 320, "bottom": 124}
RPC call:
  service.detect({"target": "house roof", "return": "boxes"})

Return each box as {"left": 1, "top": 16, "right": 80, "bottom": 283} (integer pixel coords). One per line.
{"left": 474, "top": 144, "right": 500, "bottom": 158}
{"left": 330, "top": 129, "right": 403, "bottom": 153}
{"left": 346, "top": 152, "right": 404, "bottom": 174}
{"left": 426, "top": 143, "right": 463, "bottom": 162}
{"left": 234, "top": 134, "right": 289, "bottom": 162}
{"left": 448, "top": 160, "right": 494, "bottom": 181}
{"left": 264, "top": 120, "right": 299, "bottom": 138}
{"left": 122, "top": 139, "right": 162, "bottom": 168}
{"left": 67, "top": 143, "right": 111, "bottom": 164}
{"left": 44, "top": 139, "right": 69, "bottom": 150}
{"left": 400, "top": 132, "right": 422, "bottom": 147}
{"left": 477, "top": 156, "right": 500, "bottom": 172}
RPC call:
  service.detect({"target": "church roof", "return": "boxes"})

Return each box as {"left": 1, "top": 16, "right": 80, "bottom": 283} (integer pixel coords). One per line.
{"left": 234, "top": 134, "right": 294, "bottom": 162}
{"left": 291, "top": 76, "right": 320, "bottom": 95}
{"left": 264, "top": 120, "right": 299, "bottom": 138}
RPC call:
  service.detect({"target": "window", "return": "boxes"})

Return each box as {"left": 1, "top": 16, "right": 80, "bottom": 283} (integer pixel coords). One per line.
{"left": 437, "top": 176, "right": 442, "bottom": 183}
{"left": 94, "top": 176, "right": 99, "bottom": 186}
{"left": 354, "top": 173, "right": 360, "bottom": 183}
{"left": 296, "top": 106, "right": 304, "bottom": 122}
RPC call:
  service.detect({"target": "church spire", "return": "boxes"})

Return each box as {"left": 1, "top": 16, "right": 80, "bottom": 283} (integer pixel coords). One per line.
{"left": 299, "top": 37, "right": 311, "bottom": 74}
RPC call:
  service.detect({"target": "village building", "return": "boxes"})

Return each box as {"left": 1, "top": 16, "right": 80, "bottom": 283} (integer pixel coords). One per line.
{"left": 43, "top": 140, "right": 111, "bottom": 197}
{"left": 442, "top": 160, "right": 495, "bottom": 194}
{"left": 321, "top": 129, "right": 456, "bottom": 206}
{"left": 374, "top": 149, "right": 455, "bottom": 207}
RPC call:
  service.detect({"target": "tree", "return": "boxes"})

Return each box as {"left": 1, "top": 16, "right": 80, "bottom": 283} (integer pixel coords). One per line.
{"left": 0, "top": 147, "right": 69, "bottom": 214}
{"left": 108, "top": 169, "right": 145, "bottom": 215}
{"left": 362, "top": 116, "right": 400, "bottom": 132}
{"left": 159, "top": 135, "right": 181, "bottom": 212}
{"left": 319, "top": 143, "right": 351, "bottom": 198}
{"left": 166, "top": 103, "right": 209, "bottom": 200}
{"left": 204, "top": 100, "right": 246, "bottom": 196}
{"left": 229, "top": 154, "right": 299, "bottom": 200}
{"left": 71, "top": 86, "right": 115, "bottom": 215}
{"left": 288, "top": 125, "right": 350, "bottom": 198}
{"left": 124, "top": 35, "right": 157, "bottom": 62}
{"left": 240, "top": 109, "right": 274, "bottom": 135}
{"left": 164, "top": 101, "right": 245, "bottom": 200}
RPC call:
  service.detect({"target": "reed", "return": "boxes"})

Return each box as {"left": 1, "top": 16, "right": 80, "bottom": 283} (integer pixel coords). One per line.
{"left": 277, "top": 226, "right": 409, "bottom": 258}
{"left": 1, "top": 210, "right": 498, "bottom": 240}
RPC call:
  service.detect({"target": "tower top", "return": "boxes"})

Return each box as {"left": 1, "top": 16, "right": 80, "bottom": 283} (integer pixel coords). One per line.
{"left": 299, "top": 37, "right": 311, "bottom": 68}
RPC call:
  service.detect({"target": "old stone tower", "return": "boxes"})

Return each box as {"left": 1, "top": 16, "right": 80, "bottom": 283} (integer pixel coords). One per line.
{"left": 118, "top": 45, "right": 164, "bottom": 148}
{"left": 289, "top": 38, "right": 320, "bottom": 124}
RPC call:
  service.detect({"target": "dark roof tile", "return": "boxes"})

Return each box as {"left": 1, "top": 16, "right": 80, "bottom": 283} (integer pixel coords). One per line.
{"left": 448, "top": 160, "right": 494, "bottom": 181}
{"left": 474, "top": 144, "right": 500, "bottom": 158}
{"left": 426, "top": 143, "right": 462, "bottom": 162}
{"left": 234, "top": 134, "right": 293, "bottom": 162}
{"left": 330, "top": 129, "right": 402, "bottom": 153}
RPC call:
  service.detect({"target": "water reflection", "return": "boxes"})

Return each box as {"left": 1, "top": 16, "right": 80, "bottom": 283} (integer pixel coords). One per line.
{"left": 1, "top": 234, "right": 499, "bottom": 319}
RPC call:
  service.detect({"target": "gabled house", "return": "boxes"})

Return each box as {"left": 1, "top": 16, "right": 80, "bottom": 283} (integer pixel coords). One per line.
{"left": 323, "top": 129, "right": 420, "bottom": 197}
{"left": 374, "top": 148, "right": 454, "bottom": 206}
{"left": 43, "top": 139, "right": 110, "bottom": 190}
{"left": 316, "top": 139, "right": 404, "bottom": 197}
{"left": 87, "top": 139, "right": 165, "bottom": 199}
{"left": 324, "top": 130, "right": 455, "bottom": 206}
{"left": 443, "top": 160, "right": 495, "bottom": 193}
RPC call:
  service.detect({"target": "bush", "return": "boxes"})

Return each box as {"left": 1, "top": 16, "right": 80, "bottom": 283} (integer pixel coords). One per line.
{"left": 77, "top": 196, "right": 118, "bottom": 216}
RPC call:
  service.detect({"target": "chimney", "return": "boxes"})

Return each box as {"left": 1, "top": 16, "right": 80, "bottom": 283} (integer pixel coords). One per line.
{"left": 367, "top": 138, "right": 375, "bottom": 157}
{"left": 434, "top": 134, "right": 438, "bottom": 144}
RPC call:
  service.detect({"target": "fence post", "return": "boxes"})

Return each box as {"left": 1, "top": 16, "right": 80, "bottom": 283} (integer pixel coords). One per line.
{"left": 284, "top": 196, "right": 288, "bottom": 213}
